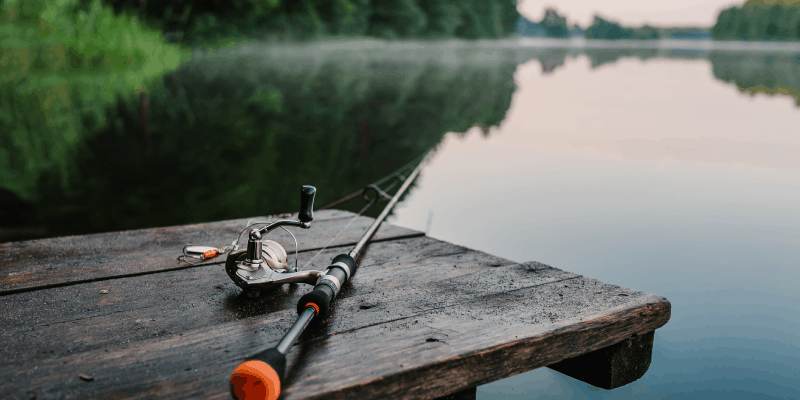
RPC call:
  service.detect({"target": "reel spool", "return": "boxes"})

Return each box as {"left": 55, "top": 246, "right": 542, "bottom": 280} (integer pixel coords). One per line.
{"left": 259, "top": 240, "right": 290, "bottom": 272}
{"left": 224, "top": 186, "right": 323, "bottom": 296}
{"left": 225, "top": 240, "right": 291, "bottom": 291}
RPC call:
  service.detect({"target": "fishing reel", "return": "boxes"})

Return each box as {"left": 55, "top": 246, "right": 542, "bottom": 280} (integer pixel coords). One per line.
{"left": 225, "top": 186, "right": 324, "bottom": 297}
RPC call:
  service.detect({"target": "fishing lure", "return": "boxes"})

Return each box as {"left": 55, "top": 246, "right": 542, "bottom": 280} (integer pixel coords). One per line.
{"left": 182, "top": 245, "right": 224, "bottom": 261}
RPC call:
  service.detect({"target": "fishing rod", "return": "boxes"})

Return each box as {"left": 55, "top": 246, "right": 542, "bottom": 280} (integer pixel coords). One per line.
{"left": 226, "top": 150, "right": 432, "bottom": 400}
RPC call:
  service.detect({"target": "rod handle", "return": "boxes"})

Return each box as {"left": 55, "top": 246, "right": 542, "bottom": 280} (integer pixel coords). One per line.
{"left": 298, "top": 284, "right": 334, "bottom": 321}
{"left": 297, "top": 254, "right": 357, "bottom": 321}
{"left": 230, "top": 348, "right": 286, "bottom": 400}
{"left": 299, "top": 185, "right": 316, "bottom": 223}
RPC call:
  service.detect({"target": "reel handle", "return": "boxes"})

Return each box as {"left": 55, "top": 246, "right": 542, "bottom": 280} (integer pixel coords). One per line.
{"left": 299, "top": 185, "right": 316, "bottom": 223}
{"left": 230, "top": 348, "right": 286, "bottom": 400}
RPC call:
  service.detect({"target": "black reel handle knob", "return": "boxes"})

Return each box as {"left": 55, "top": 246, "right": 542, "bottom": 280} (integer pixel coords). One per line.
{"left": 299, "top": 185, "right": 316, "bottom": 223}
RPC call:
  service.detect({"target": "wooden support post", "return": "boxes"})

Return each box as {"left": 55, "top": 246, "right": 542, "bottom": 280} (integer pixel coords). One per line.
{"left": 548, "top": 330, "right": 655, "bottom": 389}
{"left": 434, "top": 386, "right": 476, "bottom": 400}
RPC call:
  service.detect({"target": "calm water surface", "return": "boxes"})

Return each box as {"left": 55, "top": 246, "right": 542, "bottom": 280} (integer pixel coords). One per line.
{"left": 391, "top": 54, "right": 800, "bottom": 399}
{"left": 5, "top": 40, "right": 799, "bottom": 399}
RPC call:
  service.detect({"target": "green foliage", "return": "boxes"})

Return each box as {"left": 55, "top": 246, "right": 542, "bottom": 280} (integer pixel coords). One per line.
{"left": 105, "top": 0, "right": 518, "bottom": 44}
{"left": 744, "top": 0, "right": 800, "bottom": 6}
{"left": 634, "top": 25, "right": 660, "bottom": 39}
{"left": 712, "top": 4, "right": 800, "bottom": 40}
{"left": 539, "top": 8, "right": 568, "bottom": 38}
{"left": 0, "top": 0, "right": 184, "bottom": 201}
{"left": 710, "top": 52, "right": 800, "bottom": 106}
{"left": 585, "top": 15, "right": 661, "bottom": 40}
{"left": 19, "top": 42, "right": 517, "bottom": 237}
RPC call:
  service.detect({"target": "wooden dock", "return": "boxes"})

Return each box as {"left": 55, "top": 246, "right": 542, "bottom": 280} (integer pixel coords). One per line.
{"left": 0, "top": 210, "right": 671, "bottom": 399}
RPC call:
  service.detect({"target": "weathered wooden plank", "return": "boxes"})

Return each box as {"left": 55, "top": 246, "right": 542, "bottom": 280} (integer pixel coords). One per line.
{"left": 1, "top": 283, "right": 668, "bottom": 400}
{"left": 0, "top": 236, "right": 513, "bottom": 366}
{"left": 0, "top": 210, "right": 423, "bottom": 295}
{"left": 0, "top": 231, "right": 670, "bottom": 400}
{"left": 548, "top": 330, "right": 655, "bottom": 389}
{"left": 272, "top": 278, "right": 668, "bottom": 400}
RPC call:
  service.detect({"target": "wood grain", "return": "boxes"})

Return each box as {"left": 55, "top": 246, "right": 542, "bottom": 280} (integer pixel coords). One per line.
{"left": 0, "top": 230, "right": 670, "bottom": 400}
{"left": 0, "top": 210, "right": 422, "bottom": 295}
{"left": 0, "top": 236, "right": 509, "bottom": 366}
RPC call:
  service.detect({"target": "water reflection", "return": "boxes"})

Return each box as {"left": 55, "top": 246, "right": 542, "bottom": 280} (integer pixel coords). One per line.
{"left": 505, "top": 56, "right": 800, "bottom": 170}
{"left": 387, "top": 48, "right": 800, "bottom": 400}
{"left": 4, "top": 42, "right": 800, "bottom": 241}
{"left": 1, "top": 43, "right": 518, "bottom": 240}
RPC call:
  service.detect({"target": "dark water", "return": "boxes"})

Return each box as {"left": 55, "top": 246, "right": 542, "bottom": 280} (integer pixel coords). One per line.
{"left": 3, "top": 40, "right": 800, "bottom": 399}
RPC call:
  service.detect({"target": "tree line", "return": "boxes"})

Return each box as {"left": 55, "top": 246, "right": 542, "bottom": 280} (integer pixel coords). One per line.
{"left": 518, "top": 2, "right": 800, "bottom": 41}
{"left": 517, "top": 9, "right": 666, "bottom": 40}
{"left": 104, "top": 0, "right": 519, "bottom": 44}
{"left": 712, "top": 1, "right": 800, "bottom": 40}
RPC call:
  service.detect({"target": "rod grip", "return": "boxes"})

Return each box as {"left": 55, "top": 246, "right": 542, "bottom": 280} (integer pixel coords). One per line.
{"left": 230, "top": 348, "right": 286, "bottom": 400}
{"left": 299, "top": 185, "right": 316, "bottom": 223}
{"left": 298, "top": 284, "right": 334, "bottom": 320}
{"left": 297, "top": 254, "right": 358, "bottom": 321}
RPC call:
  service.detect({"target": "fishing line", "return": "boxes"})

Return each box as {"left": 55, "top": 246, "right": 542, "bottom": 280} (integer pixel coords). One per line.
{"left": 297, "top": 198, "right": 376, "bottom": 272}
{"left": 318, "top": 149, "right": 428, "bottom": 210}
{"left": 294, "top": 160, "right": 419, "bottom": 272}
{"left": 227, "top": 148, "right": 434, "bottom": 400}
{"left": 295, "top": 155, "right": 425, "bottom": 271}
{"left": 177, "top": 146, "right": 434, "bottom": 267}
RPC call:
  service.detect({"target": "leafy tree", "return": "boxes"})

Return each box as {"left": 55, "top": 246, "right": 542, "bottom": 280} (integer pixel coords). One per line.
{"left": 539, "top": 8, "right": 568, "bottom": 38}
{"left": 585, "top": 16, "right": 636, "bottom": 39}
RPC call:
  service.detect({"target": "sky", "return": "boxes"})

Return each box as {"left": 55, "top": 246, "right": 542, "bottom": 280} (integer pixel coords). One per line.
{"left": 517, "top": 0, "right": 744, "bottom": 27}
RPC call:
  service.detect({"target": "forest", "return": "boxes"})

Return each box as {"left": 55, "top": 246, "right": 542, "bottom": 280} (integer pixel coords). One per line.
{"left": 104, "top": 0, "right": 520, "bottom": 44}
{"left": 518, "top": 1, "right": 800, "bottom": 41}
{"left": 712, "top": 1, "right": 800, "bottom": 40}
{"left": 517, "top": 9, "right": 665, "bottom": 40}
{"left": 584, "top": 16, "right": 660, "bottom": 40}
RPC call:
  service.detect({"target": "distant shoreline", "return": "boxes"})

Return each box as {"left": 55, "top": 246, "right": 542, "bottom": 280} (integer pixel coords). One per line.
{"left": 492, "top": 37, "right": 800, "bottom": 52}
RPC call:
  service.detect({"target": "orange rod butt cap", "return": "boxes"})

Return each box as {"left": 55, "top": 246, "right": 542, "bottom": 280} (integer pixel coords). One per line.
{"left": 230, "top": 360, "right": 281, "bottom": 400}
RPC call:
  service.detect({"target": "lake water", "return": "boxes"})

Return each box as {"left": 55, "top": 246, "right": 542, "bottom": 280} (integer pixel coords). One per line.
{"left": 388, "top": 44, "right": 800, "bottom": 399}
{"left": 4, "top": 39, "right": 800, "bottom": 399}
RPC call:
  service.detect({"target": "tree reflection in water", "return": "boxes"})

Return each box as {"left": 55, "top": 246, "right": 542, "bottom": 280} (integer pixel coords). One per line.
{"left": 3, "top": 42, "right": 798, "bottom": 242}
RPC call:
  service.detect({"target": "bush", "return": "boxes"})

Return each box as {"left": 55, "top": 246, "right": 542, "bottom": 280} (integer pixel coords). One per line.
{"left": 0, "top": 0, "right": 184, "bottom": 201}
